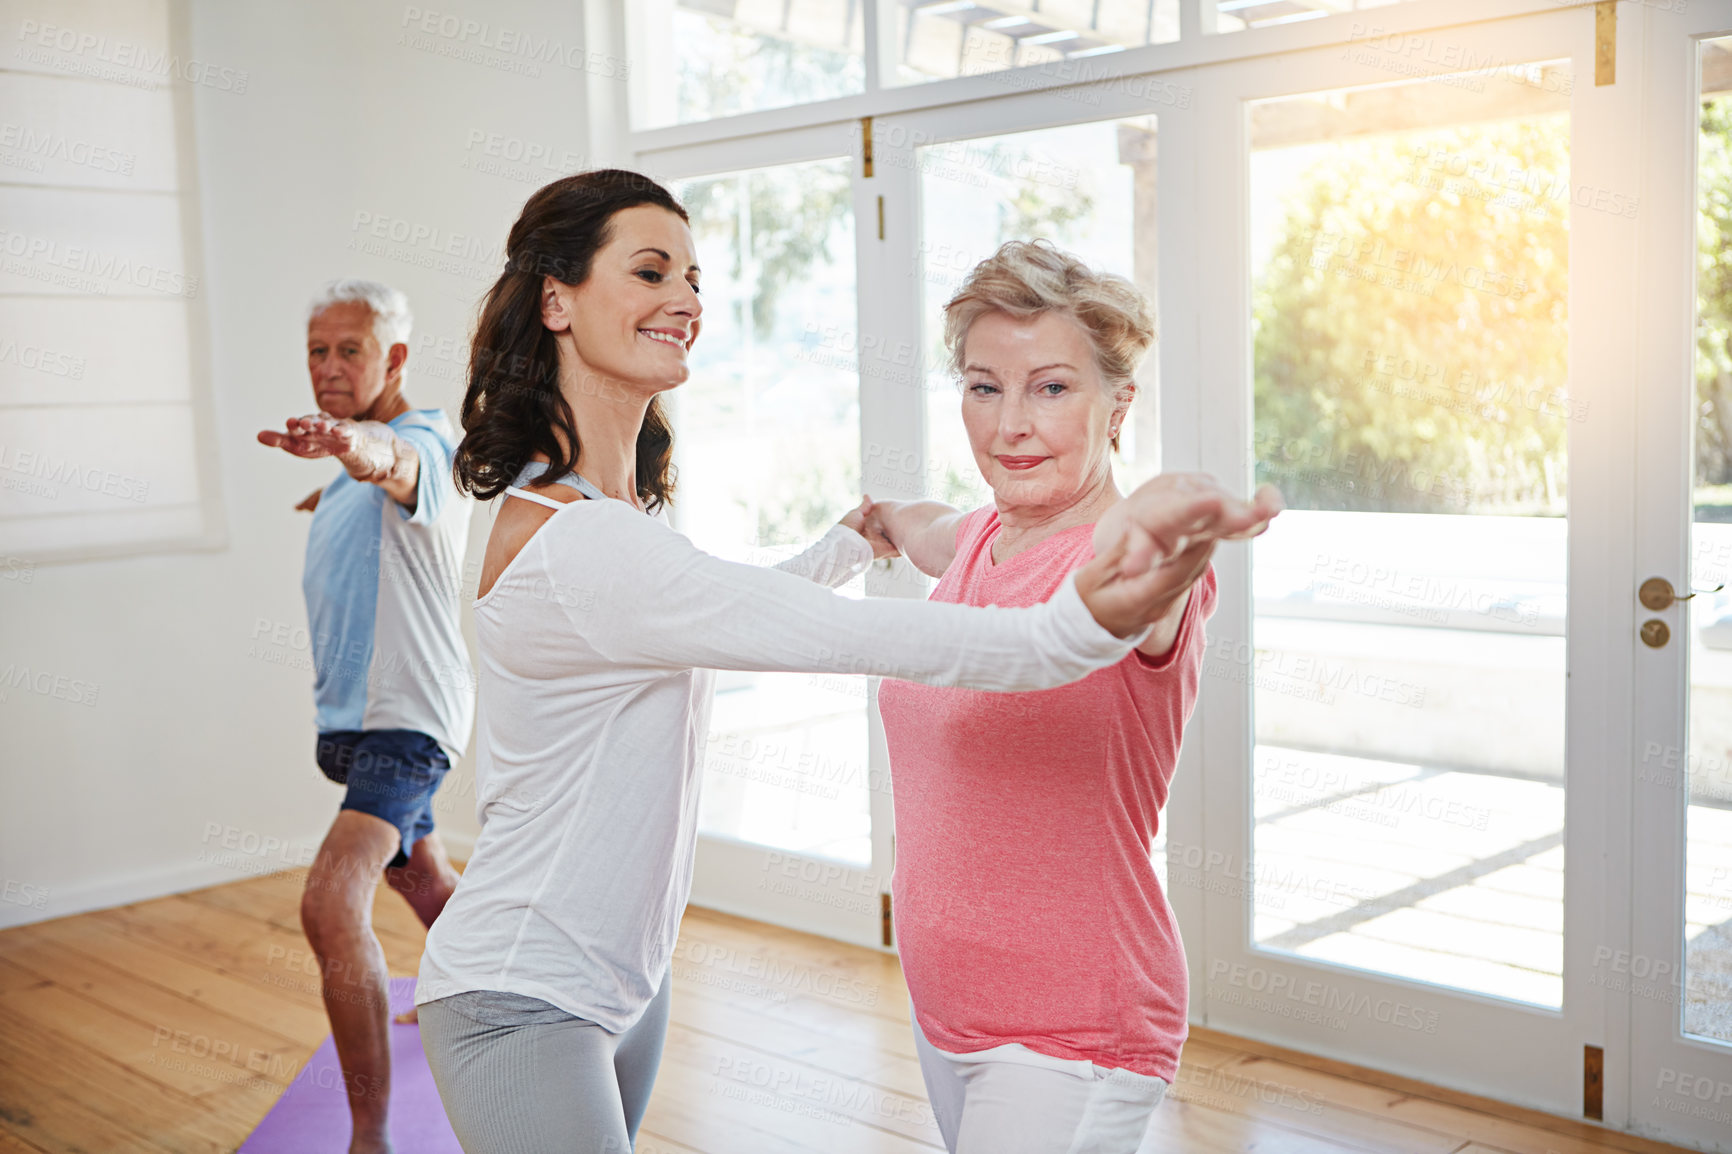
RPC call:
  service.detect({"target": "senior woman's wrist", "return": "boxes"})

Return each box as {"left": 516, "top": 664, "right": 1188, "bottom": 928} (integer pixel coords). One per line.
{"left": 1071, "top": 561, "right": 1158, "bottom": 643}
{"left": 1135, "top": 586, "right": 1192, "bottom": 657}
{"left": 867, "top": 498, "right": 912, "bottom": 547}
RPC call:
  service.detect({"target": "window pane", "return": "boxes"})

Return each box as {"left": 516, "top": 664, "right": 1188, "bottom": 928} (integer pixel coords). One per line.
{"left": 913, "top": 116, "right": 1165, "bottom": 878}
{"left": 1684, "top": 35, "right": 1732, "bottom": 1048}
{"left": 670, "top": 159, "right": 871, "bottom": 865}
{"left": 915, "top": 117, "right": 1161, "bottom": 511}
{"left": 634, "top": 0, "right": 864, "bottom": 129}
{"left": 894, "top": 0, "right": 1179, "bottom": 87}
{"left": 1248, "top": 63, "right": 1572, "bottom": 1007}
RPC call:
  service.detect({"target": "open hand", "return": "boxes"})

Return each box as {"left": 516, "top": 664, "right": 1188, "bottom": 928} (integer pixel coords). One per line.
{"left": 1075, "top": 475, "right": 1283, "bottom": 638}
{"left": 258, "top": 412, "right": 393, "bottom": 484}
{"left": 258, "top": 412, "right": 362, "bottom": 460}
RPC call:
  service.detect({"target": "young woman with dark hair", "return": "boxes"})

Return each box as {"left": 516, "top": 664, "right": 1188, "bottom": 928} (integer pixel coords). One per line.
{"left": 413, "top": 169, "right": 1279, "bottom": 1151}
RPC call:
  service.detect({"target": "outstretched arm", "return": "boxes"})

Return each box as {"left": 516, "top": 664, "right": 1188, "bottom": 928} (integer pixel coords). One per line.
{"left": 257, "top": 413, "right": 421, "bottom": 513}
{"left": 541, "top": 476, "right": 1279, "bottom": 691}
{"left": 1083, "top": 473, "right": 1283, "bottom": 653}
{"left": 551, "top": 503, "right": 1145, "bottom": 693}
{"left": 868, "top": 498, "right": 965, "bottom": 578}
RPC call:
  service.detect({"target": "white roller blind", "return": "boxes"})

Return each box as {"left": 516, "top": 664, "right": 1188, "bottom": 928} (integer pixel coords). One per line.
{"left": 0, "top": 0, "right": 220, "bottom": 562}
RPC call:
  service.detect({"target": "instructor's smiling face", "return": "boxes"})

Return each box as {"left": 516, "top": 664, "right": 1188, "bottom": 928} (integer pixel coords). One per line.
{"left": 959, "top": 310, "right": 1122, "bottom": 510}
{"left": 542, "top": 204, "right": 702, "bottom": 395}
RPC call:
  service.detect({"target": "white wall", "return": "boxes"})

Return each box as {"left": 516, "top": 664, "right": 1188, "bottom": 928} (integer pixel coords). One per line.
{"left": 0, "top": 0, "right": 626, "bottom": 928}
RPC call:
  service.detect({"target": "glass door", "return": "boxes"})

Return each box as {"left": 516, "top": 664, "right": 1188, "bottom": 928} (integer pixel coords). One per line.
{"left": 917, "top": 108, "right": 1175, "bottom": 868}
{"left": 863, "top": 85, "right": 1194, "bottom": 958}
{"left": 1191, "top": 5, "right": 1632, "bottom": 1114}
{"left": 650, "top": 144, "right": 888, "bottom": 946}
{"left": 909, "top": 116, "right": 1166, "bottom": 505}
{"left": 1630, "top": 8, "right": 1732, "bottom": 1149}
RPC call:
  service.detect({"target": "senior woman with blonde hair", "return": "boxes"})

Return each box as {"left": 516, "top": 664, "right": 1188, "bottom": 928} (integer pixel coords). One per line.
{"left": 872, "top": 239, "right": 1276, "bottom": 1152}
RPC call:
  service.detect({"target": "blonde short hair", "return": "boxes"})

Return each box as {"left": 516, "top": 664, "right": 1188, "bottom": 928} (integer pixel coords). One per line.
{"left": 942, "top": 240, "right": 1155, "bottom": 410}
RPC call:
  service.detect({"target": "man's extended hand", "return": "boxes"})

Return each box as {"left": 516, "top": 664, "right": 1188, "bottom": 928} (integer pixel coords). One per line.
{"left": 258, "top": 411, "right": 420, "bottom": 514}
{"left": 1075, "top": 474, "right": 1283, "bottom": 639}
{"left": 258, "top": 412, "right": 390, "bottom": 482}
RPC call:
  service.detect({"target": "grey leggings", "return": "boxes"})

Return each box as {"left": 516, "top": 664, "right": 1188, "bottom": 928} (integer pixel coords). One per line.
{"left": 419, "top": 974, "right": 672, "bottom": 1153}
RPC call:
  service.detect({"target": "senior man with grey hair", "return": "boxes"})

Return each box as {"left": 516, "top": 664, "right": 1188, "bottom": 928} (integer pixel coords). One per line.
{"left": 256, "top": 278, "right": 473, "bottom": 1154}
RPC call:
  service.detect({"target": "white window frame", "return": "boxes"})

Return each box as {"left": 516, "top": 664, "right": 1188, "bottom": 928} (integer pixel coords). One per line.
{"left": 625, "top": 0, "right": 1589, "bottom": 157}
{"left": 1629, "top": 6, "right": 1732, "bottom": 1149}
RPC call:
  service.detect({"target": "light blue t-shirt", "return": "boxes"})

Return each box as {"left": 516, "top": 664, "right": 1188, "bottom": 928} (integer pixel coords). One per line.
{"left": 301, "top": 407, "right": 475, "bottom": 762}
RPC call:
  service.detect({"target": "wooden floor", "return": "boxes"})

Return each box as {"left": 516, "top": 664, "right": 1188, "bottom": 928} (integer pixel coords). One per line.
{"left": 0, "top": 869, "right": 1703, "bottom": 1154}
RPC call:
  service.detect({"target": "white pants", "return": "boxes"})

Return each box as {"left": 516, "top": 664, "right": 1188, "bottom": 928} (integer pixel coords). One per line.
{"left": 911, "top": 1010, "right": 1169, "bottom": 1154}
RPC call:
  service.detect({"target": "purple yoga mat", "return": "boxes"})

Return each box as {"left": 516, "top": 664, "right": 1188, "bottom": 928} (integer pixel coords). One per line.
{"left": 239, "top": 976, "right": 463, "bottom": 1153}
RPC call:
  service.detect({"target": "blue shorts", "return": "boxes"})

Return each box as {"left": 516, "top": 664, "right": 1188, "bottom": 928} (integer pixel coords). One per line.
{"left": 315, "top": 729, "right": 449, "bottom": 869}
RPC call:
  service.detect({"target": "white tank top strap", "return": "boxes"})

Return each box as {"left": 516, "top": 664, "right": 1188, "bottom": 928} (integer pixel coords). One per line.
{"left": 511, "top": 459, "right": 609, "bottom": 502}
{"left": 502, "top": 485, "right": 570, "bottom": 511}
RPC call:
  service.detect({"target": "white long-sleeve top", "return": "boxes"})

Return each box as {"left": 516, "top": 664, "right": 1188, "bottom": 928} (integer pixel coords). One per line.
{"left": 415, "top": 499, "right": 1149, "bottom": 1031}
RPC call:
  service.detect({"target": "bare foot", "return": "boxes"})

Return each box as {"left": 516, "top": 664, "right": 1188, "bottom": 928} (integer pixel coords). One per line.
{"left": 348, "top": 1136, "right": 394, "bottom": 1154}
{"left": 393, "top": 1006, "right": 418, "bottom": 1025}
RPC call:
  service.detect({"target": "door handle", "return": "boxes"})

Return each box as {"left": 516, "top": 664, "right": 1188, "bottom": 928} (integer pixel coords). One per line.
{"left": 1639, "top": 576, "right": 1725, "bottom": 611}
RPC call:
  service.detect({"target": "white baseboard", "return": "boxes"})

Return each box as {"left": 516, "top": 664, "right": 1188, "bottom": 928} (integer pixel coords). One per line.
{"left": 0, "top": 829, "right": 478, "bottom": 932}
{"left": 0, "top": 857, "right": 269, "bottom": 931}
